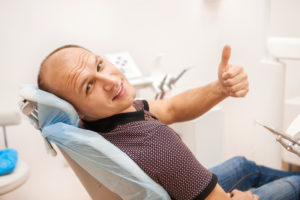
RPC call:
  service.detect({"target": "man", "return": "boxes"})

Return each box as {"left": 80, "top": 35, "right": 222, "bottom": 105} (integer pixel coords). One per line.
{"left": 37, "top": 45, "right": 300, "bottom": 200}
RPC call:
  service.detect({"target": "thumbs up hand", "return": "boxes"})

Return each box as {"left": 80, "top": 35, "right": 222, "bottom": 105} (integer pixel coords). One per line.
{"left": 218, "top": 45, "right": 249, "bottom": 97}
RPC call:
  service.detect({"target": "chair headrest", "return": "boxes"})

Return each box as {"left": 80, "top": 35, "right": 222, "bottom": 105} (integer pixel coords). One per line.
{"left": 19, "top": 84, "right": 79, "bottom": 130}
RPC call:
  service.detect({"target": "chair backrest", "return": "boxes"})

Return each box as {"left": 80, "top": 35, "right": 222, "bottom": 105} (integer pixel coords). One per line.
{"left": 59, "top": 146, "right": 122, "bottom": 200}
{"left": 19, "top": 84, "right": 171, "bottom": 200}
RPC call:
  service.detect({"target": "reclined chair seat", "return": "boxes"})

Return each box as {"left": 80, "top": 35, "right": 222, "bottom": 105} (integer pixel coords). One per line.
{"left": 19, "top": 84, "right": 171, "bottom": 200}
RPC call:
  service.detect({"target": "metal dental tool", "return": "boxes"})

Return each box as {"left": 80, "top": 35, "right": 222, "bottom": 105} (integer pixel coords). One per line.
{"left": 154, "top": 68, "right": 190, "bottom": 100}
{"left": 167, "top": 68, "right": 190, "bottom": 90}
{"left": 155, "top": 74, "right": 168, "bottom": 100}
{"left": 256, "top": 120, "right": 300, "bottom": 157}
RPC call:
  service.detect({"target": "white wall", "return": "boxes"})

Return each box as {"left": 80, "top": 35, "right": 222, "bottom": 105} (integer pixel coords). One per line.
{"left": 269, "top": 0, "right": 300, "bottom": 100}
{"left": 0, "top": 0, "right": 299, "bottom": 199}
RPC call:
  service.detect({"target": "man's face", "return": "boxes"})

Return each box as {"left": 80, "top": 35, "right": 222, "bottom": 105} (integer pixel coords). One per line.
{"left": 43, "top": 47, "right": 136, "bottom": 120}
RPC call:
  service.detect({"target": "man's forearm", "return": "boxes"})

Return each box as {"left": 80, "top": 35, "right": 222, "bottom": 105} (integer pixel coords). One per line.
{"left": 168, "top": 80, "right": 227, "bottom": 123}
{"left": 148, "top": 46, "right": 249, "bottom": 125}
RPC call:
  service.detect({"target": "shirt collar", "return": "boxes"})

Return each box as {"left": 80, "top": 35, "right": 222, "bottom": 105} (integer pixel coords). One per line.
{"left": 81, "top": 110, "right": 145, "bottom": 133}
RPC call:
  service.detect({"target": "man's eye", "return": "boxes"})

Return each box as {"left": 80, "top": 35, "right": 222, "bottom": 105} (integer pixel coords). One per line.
{"left": 86, "top": 83, "right": 92, "bottom": 94}
{"left": 97, "top": 63, "right": 102, "bottom": 72}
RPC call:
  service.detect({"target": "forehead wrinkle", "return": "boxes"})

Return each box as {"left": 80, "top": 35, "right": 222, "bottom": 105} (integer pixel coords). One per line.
{"left": 65, "top": 52, "right": 89, "bottom": 93}
{"left": 65, "top": 52, "right": 85, "bottom": 88}
{"left": 69, "top": 52, "right": 92, "bottom": 93}
{"left": 72, "top": 53, "right": 91, "bottom": 92}
{"left": 69, "top": 52, "right": 87, "bottom": 85}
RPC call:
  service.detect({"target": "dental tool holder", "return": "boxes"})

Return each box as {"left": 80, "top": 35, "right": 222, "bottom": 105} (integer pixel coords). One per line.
{"left": 0, "top": 110, "right": 21, "bottom": 148}
{"left": 153, "top": 68, "right": 190, "bottom": 100}
{"left": 105, "top": 51, "right": 189, "bottom": 99}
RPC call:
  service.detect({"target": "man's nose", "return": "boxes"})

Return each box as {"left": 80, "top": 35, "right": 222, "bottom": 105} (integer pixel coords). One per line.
{"left": 95, "top": 74, "right": 118, "bottom": 91}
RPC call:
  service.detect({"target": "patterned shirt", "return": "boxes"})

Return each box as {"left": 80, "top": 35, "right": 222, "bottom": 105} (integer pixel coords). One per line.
{"left": 79, "top": 100, "right": 217, "bottom": 200}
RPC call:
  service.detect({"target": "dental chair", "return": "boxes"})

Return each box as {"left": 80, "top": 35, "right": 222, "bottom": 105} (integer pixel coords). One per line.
{"left": 19, "top": 84, "right": 171, "bottom": 200}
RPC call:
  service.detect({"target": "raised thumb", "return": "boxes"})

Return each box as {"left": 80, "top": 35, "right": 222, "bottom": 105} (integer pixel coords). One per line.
{"left": 220, "top": 45, "right": 231, "bottom": 70}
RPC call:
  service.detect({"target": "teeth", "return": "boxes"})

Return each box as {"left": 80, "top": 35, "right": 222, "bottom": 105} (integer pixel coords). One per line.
{"left": 116, "top": 85, "right": 122, "bottom": 96}
{"left": 113, "top": 84, "right": 122, "bottom": 100}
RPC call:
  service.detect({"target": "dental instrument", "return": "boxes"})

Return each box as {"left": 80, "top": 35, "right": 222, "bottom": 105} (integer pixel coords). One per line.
{"left": 154, "top": 68, "right": 190, "bottom": 100}
{"left": 256, "top": 120, "right": 300, "bottom": 157}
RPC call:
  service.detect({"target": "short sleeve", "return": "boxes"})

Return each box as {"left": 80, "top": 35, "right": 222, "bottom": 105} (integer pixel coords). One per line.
{"left": 133, "top": 100, "right": 149, "bottom": 111}
{"left": 138, "top": 125, "right": 217, "bottom": 200}
{"left": 142, "top": 100, "right": 149, "bottom": 111}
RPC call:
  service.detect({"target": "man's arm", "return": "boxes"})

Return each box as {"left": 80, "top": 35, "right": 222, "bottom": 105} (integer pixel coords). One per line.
{"left": 148, "top": 80, "right": 226, "bottom": 124}
{"left": 148, "top": 45, "right": 249, "bottom": 125}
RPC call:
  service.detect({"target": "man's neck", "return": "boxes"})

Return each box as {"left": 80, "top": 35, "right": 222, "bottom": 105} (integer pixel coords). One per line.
{"left": 120, "top": 105, "right": 136, "bottom": 113}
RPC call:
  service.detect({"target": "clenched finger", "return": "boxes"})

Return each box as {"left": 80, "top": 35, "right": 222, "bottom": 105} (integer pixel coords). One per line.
{"left": 223, "top": 73, "right": 248, "bottom": 87}
{"left": 222, "top": 65, "right": 243, "bottom": 80}
{"left": 234, "top": 88, "right": 249, "bottom": 97}
{"left": 228, "top": 80, "right": 249, "bottom": 93}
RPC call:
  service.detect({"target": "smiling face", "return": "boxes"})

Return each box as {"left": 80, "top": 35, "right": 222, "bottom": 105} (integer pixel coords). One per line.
{"left": 41, "top": 47, "right": 136, "bottom": 121}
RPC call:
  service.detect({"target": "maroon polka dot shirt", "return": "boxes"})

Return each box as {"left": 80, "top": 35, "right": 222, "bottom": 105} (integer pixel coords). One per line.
{"left": 79, "top": 100, "right": 217, "bottom": 200}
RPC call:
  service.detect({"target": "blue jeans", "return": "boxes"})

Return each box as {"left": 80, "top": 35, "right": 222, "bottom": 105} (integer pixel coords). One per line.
{"left": 209, "top": 156, "right": 300, "bottom": 200}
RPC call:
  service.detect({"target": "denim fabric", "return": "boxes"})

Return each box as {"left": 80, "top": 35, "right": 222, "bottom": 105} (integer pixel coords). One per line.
{"left": 209, "top": 156, "right": 300, "bottom": 200}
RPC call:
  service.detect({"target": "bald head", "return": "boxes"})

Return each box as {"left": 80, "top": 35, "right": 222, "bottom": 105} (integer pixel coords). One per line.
{"left": 37, "top": 45, "right": 89, "bottom": 95}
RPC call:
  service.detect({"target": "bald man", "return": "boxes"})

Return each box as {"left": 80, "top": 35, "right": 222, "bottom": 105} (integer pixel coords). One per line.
{"left": 37, "top": 45, "right": 300, "bottom": 200}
